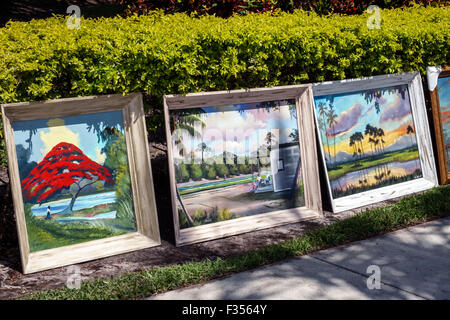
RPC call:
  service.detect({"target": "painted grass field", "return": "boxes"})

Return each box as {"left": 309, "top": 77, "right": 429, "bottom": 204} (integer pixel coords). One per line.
{"left": 24, "top": 198, "right": 135, "bottom": 252}
{"left": 179, "top": 174, "right": 268, "bottom": 196}
{"left": 327, "top": 148, "right": 420, "bottom": 181}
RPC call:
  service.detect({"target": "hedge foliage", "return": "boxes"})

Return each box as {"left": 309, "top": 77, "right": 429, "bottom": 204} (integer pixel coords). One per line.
{"left": 0, "top": 6, "right": 449, "bottom": 165}
{"left": 116, "top": 0, "right": 448, "bottom": 16}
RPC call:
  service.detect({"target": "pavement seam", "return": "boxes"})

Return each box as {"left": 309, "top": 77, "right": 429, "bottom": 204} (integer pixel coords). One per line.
{"left": 309, "top": 255, "right": 429, "bottom": 300}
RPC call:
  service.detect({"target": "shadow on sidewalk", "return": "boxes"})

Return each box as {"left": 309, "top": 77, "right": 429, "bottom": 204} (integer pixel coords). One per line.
{"left": 152, "top": 217, "right": 449, "bottom": 300}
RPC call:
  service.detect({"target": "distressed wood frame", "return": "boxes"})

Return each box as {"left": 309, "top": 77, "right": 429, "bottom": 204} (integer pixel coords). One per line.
{"left": 164, "top": 85, "right": 322, "bottom": 246}
{"left": 428, "top": 65, "right": 450, "bottom": 184}
{"left": 312, "top": 72, "right": 439, "bottom": 213}
{"left": 2, "top": 93, "right": 160, "bottom": 273}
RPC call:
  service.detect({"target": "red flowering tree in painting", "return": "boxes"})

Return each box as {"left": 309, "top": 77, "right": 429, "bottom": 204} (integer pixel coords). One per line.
{"left": 21, "top": 142, "right": 113, "bottom": 213}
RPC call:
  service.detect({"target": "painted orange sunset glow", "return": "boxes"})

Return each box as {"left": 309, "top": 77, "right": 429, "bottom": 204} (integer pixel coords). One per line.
{"left": 315, "top": 85, "right": 422, "bottom": 198}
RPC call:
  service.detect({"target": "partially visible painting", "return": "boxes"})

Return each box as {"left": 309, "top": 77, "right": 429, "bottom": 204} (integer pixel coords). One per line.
{"left": 12, "top": 111, "right": 136, "bottom": 252}
{"left": 438, "top": 75, "right": 450, "bottom": 170}
{"left": 2, "top": 93, "right": 160, "bottom": 273}
{"left": 171, "top": 100, "right": 305, "bottom": 229}
{"left": 313, "top": 72, "right": 438, "bottom": 213}
{"left": 165, "top": 85, "right": 322, "bottom": 245}
{"left": 315, "top": 85, "right": 422, "bottom": 199}
{"left": 429, "top": 65, "right": 450, "bottom": 184}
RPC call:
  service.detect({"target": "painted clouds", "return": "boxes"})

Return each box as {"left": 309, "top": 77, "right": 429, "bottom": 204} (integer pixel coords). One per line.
{"left": 379, "top": 90, "right": 411, "bottom": 123}
{"left": 173, "top": 101, "right": 299, "bottom": 160}
{"left": 315, "top": 85, "right": 416, "bottom": 159}
{"left": 326, "top": 103, "right": 362, "bottom": 137}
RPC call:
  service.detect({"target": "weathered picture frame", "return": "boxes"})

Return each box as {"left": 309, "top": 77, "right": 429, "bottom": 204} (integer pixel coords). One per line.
{"left": 428, "top": 65, "right": 450, "bottom": 184}
{"left": 165, "top": 85, "right": 322, "bottom": 246}
{"left": 312, "top": 72, "right": 438, "bottom": 213}
{"left": 2, "top": 93, "right": 160, "bottom": 273}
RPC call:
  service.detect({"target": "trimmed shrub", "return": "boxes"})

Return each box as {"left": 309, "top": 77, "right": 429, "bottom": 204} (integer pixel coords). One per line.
{"left": 238, "top": 164, "right": 251, "bottom": 174}
{"left": 0, "top": 7, "right": 448, "bottom": 103}
{"left": 0, "top": 6, "right": 449, "bottom": 164}
{"left": 215, "top": 163, "right": 230, "bottom": 178}
{"left": 116, "top": 0, "right": 448, "bottom": 17}
{"left": 203, "top": 164, "right": 217, "bottom": 180}
{"left": 229, "top": 163, "right": 239, "bottom": 175}
{"left": 178, "top": 164, "right": 190, "bottom": 182}
{"left": 190, "top": 163, "right": 203, "bottom": 181}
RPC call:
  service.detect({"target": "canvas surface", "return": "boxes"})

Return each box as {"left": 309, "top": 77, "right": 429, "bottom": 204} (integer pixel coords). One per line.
{"left": 12, "top": 110, "right": 137, "bottom": 252}
{"left": 170, "top": 100, "right": 305, "bottom": 229}
{"left": 314, "top": 85, "right": 423, "bottom": 199}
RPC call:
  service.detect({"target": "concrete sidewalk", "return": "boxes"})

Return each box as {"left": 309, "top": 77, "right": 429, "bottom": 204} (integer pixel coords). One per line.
{"left": 149, "top": 217, "right": 450, "bottom": 300}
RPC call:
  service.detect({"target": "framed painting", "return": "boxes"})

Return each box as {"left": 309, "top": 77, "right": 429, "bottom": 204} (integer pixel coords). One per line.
{"left": 428, "top": 65, "right": 450, "bottom": 184}
{"left": 1, "top": 93, "right": 160, "bottom": 273}
{"left": 312, "top": 72, "right": 438, "bottom": 213}
{"left": 165, "top": 85, "right": 323, "bottom": 246}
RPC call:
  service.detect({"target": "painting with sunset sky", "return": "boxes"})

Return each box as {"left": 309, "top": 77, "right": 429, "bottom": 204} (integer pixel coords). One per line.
{"left": 314, "top": 85, "right": 422, "bottom": 199}
{"left": 12, "top": 110, "right": 136, "bottom": 252}
{"left": 170, "top": 100, "right": 304, "bottom": 229}
{"left": 437, "top": 76, "right": 450, "bottom": 169}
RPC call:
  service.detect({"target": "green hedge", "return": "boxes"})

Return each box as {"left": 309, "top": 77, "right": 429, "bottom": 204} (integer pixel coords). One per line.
{"left": 0, "top": 6, "right": 449, "bottom": 165}
{"left": 116, "top": 0, "right": 448, "bottom": 16}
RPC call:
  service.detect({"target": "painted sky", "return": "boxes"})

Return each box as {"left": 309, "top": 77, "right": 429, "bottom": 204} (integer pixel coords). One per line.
{"left": 314, "top": 85, "right": 416, "bottom": 158}
{"left": 173, "top": 100, "right": 298, "bottom": 161}
{"left": 13, "top": 111, "right": 125, "bottom": 165}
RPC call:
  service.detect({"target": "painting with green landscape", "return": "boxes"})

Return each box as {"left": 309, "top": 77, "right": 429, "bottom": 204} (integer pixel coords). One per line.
{"left": 13, "top": 111, "right": 136, "bottom": 252}
{"left": 314, "top": 85, "right": 423, "bottom": 199}
{"left": 170, "top": 100, "right": 304, "bottom": 229}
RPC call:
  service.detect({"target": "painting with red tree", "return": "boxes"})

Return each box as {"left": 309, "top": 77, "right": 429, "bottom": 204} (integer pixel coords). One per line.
{"left": 13, "top": 111, "right": 136, "bottom": 252}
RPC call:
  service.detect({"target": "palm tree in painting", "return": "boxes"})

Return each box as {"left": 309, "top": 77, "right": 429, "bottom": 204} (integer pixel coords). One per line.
{"left": 407, "top": 125, "right": 415, "bottom": 148}
{"left": 172, "top": 112, "right": 205, "bottom": 227}
{"left": 365, "top": 124, "right": 381, "bottom": 156}
{"left": 196, "top": 142, "right": 211, "bottom": 165}
{"left": 377, "top": 127, "right": 390, "bottom": 176}
{"left": 265, "top": 131, "right": 276, "bottom": 152}
{"left": 327, "top": 106, "right": 338, "bottom": 168}
{"left": 377, "top": 128, "right": 386, "bottom": 153}
{"left": 173, "top": 113, "right": 205, "bottom": 161}
{"left": 349, "top": 135, "right": 359, "bottom": 161}
{"left": 406, "top": 124, "right": 420, "bottom": 171}
{"left": 349, "top": 133, "right": 360, "bottom": 161}
{"left": 349, "top": 133, "right": 368, "bottom": 186}
{"left": 363, "top": 89, "right": 383, "bottom": 114}
{"left": 365, "top": 124, "right": 375, "bottom": 156}
{"left": 317, "top": 102, "right": 332, "bottom": 166}
{"left": 370, "top": 135, "right": 376, "bottom": 155}
{"left": 374, "top": 139, "right": 380, "bottom": 155}
{"left": 354, "top": 132, "right": 365, "bottom": 159}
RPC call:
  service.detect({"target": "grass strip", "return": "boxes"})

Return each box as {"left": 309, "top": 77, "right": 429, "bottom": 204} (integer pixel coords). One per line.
{"left": 22, "top": 185, "right": 450, "bottom": 300}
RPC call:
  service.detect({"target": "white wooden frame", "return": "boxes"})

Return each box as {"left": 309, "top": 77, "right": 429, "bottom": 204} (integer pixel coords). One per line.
{"left": 164, "top": 85, "right": 323, "bottom": 246}
{"left": 2, "top": 93, "right": 161, "bottom": 273}
{"left": 312, "top": 72, "right": 438, "bottom": 213}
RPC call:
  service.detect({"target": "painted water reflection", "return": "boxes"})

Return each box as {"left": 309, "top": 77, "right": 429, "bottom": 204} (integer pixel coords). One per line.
{"left": 331, "top": 159, "right": 422, "bottom": 198}
{"left": 31, "top": 191, "right": 116, "bottom": 216}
